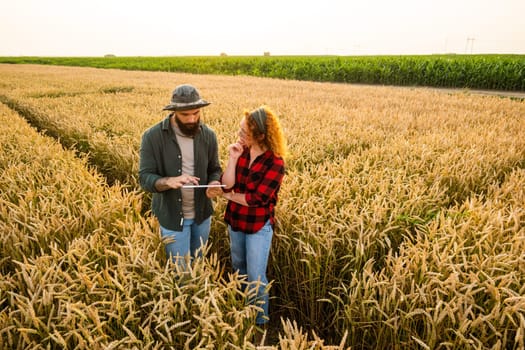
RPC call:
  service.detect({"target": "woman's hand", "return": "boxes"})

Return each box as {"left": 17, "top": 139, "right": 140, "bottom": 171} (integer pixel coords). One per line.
{"left": 222, "top": 143, "right": 243, "bottom": 189}
{"left": 228, "top": 142, "right": 243, "bottom": 160}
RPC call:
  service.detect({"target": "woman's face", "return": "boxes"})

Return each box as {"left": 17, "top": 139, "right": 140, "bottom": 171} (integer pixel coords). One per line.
{"left": 238, "top": 118, "right": 255, "bottom": 147}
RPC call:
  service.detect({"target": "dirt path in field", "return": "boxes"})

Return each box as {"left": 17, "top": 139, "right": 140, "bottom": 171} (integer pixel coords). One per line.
{"left": 432, "top": 87, "right": 525, "bottom": 99}
{"left": 346, "top": 82, "right": 525, "bottom": 100}
{"left": 399, "top": 85, "right": 525, "bottom": 100}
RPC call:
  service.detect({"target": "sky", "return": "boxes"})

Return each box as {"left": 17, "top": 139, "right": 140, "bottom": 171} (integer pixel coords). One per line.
{"left": 1, "top": 0, "right": 524, "bottom": 57}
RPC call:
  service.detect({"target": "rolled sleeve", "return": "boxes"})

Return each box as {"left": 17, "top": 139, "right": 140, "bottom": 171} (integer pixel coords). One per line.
{"left": 207, "top": 132, "right": 222, "bottom": 183}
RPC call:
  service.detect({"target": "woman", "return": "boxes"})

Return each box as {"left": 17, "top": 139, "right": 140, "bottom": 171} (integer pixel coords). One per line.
{"left": 220, "top": 106, "right": 287, "bottom": 326}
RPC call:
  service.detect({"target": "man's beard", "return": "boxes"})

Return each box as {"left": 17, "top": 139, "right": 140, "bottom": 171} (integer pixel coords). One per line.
{"left": 174, "top": 115, "right": 200, "bottom": 136}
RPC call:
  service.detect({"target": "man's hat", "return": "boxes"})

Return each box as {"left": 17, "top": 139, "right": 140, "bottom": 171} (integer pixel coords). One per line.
{"left": 163, "top": 84, "right": 211, "bottom": 111}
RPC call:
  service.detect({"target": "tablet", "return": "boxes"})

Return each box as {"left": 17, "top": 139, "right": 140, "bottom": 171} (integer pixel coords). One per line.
{"left": 182, "top": 184, "right": 226, "bottom": 188}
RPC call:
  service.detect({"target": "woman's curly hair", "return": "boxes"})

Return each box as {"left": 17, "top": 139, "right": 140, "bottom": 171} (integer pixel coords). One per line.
{"left": 244, "top": 105, "right": 288, "bottom": 159}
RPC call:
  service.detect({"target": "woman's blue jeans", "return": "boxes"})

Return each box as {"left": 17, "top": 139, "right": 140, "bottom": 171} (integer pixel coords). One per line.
{"left": 160, "top": 217, "right": 211, "bottom": 269}
{"left": 228, "top": 220, "right": 273, "bottom": 325}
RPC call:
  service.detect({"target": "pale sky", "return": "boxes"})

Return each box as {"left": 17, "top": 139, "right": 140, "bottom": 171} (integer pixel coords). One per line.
{"left": 1, "top": 0, "right": 524, "bottom": 56}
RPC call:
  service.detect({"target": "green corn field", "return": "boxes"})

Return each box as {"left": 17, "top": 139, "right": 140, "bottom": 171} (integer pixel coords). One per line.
{"left": 1, "top": 54, "right": 524, "bottom": 91}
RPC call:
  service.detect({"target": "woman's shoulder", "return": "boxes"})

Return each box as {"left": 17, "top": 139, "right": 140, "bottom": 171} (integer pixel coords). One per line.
{"left": 263, "top": 150, "right": 284, "bottom": 165}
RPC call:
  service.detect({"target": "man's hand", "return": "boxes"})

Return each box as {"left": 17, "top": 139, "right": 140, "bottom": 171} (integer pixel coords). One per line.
{"left": 155, "top": 175, "right": 200, "bottom": 191}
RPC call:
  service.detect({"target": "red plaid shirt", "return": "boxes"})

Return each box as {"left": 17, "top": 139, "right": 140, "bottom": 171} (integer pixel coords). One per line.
{"left": 224, "top": 148, "right": 285, "bottom": 234}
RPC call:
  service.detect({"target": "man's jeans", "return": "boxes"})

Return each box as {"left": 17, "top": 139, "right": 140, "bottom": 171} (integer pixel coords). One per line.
{"left": 160, "top": 217, "right": 211, "bottom": 268}
{"left": 228, "top": 220, "right": 273, "bottom": 325}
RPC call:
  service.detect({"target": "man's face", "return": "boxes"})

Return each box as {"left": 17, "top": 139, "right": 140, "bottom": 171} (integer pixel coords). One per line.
{"left": 174, "top": 108, "right": 201, "bottom": 136}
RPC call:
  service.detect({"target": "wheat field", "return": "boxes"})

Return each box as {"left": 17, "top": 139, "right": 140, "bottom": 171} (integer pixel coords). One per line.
{"left": 1, "top": 64, "right": 524, "bottom": 349}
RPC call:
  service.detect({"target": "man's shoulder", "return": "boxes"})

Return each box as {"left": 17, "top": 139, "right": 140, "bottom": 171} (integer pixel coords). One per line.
{"left": 199, "top": 123, "right": 218, "bottom": 139}
{"left": 200, "top": 123, "right": 216, "bottom": 134}
{"left": 143, "top": 117, "right": 169, "bottom": 137}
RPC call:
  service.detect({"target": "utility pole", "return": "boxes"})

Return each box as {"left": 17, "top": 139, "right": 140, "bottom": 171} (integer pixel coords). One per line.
{"left": 465, "top": 37, "right": 475, "bottom": 54}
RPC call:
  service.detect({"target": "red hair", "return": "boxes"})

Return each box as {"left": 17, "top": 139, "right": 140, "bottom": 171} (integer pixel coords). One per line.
{"left": 244, "top": 106, "right": 288, "bottom": 159}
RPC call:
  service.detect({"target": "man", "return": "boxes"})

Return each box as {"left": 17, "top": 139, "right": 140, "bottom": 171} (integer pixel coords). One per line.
{"left": 139, "top": 84, "right": 222, "bottom": 268}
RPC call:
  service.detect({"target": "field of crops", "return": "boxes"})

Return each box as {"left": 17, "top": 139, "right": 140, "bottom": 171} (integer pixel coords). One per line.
{"left": 1, "top": 63, "right": 524, "bottom": 349}
{"left": 1, "top": 54, "right": 524, "bottom": 91}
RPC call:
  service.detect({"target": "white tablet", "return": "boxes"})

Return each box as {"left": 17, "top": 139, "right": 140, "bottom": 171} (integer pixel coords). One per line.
{"left": 182, "top": 184, "right": 226, "bottom": 189}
